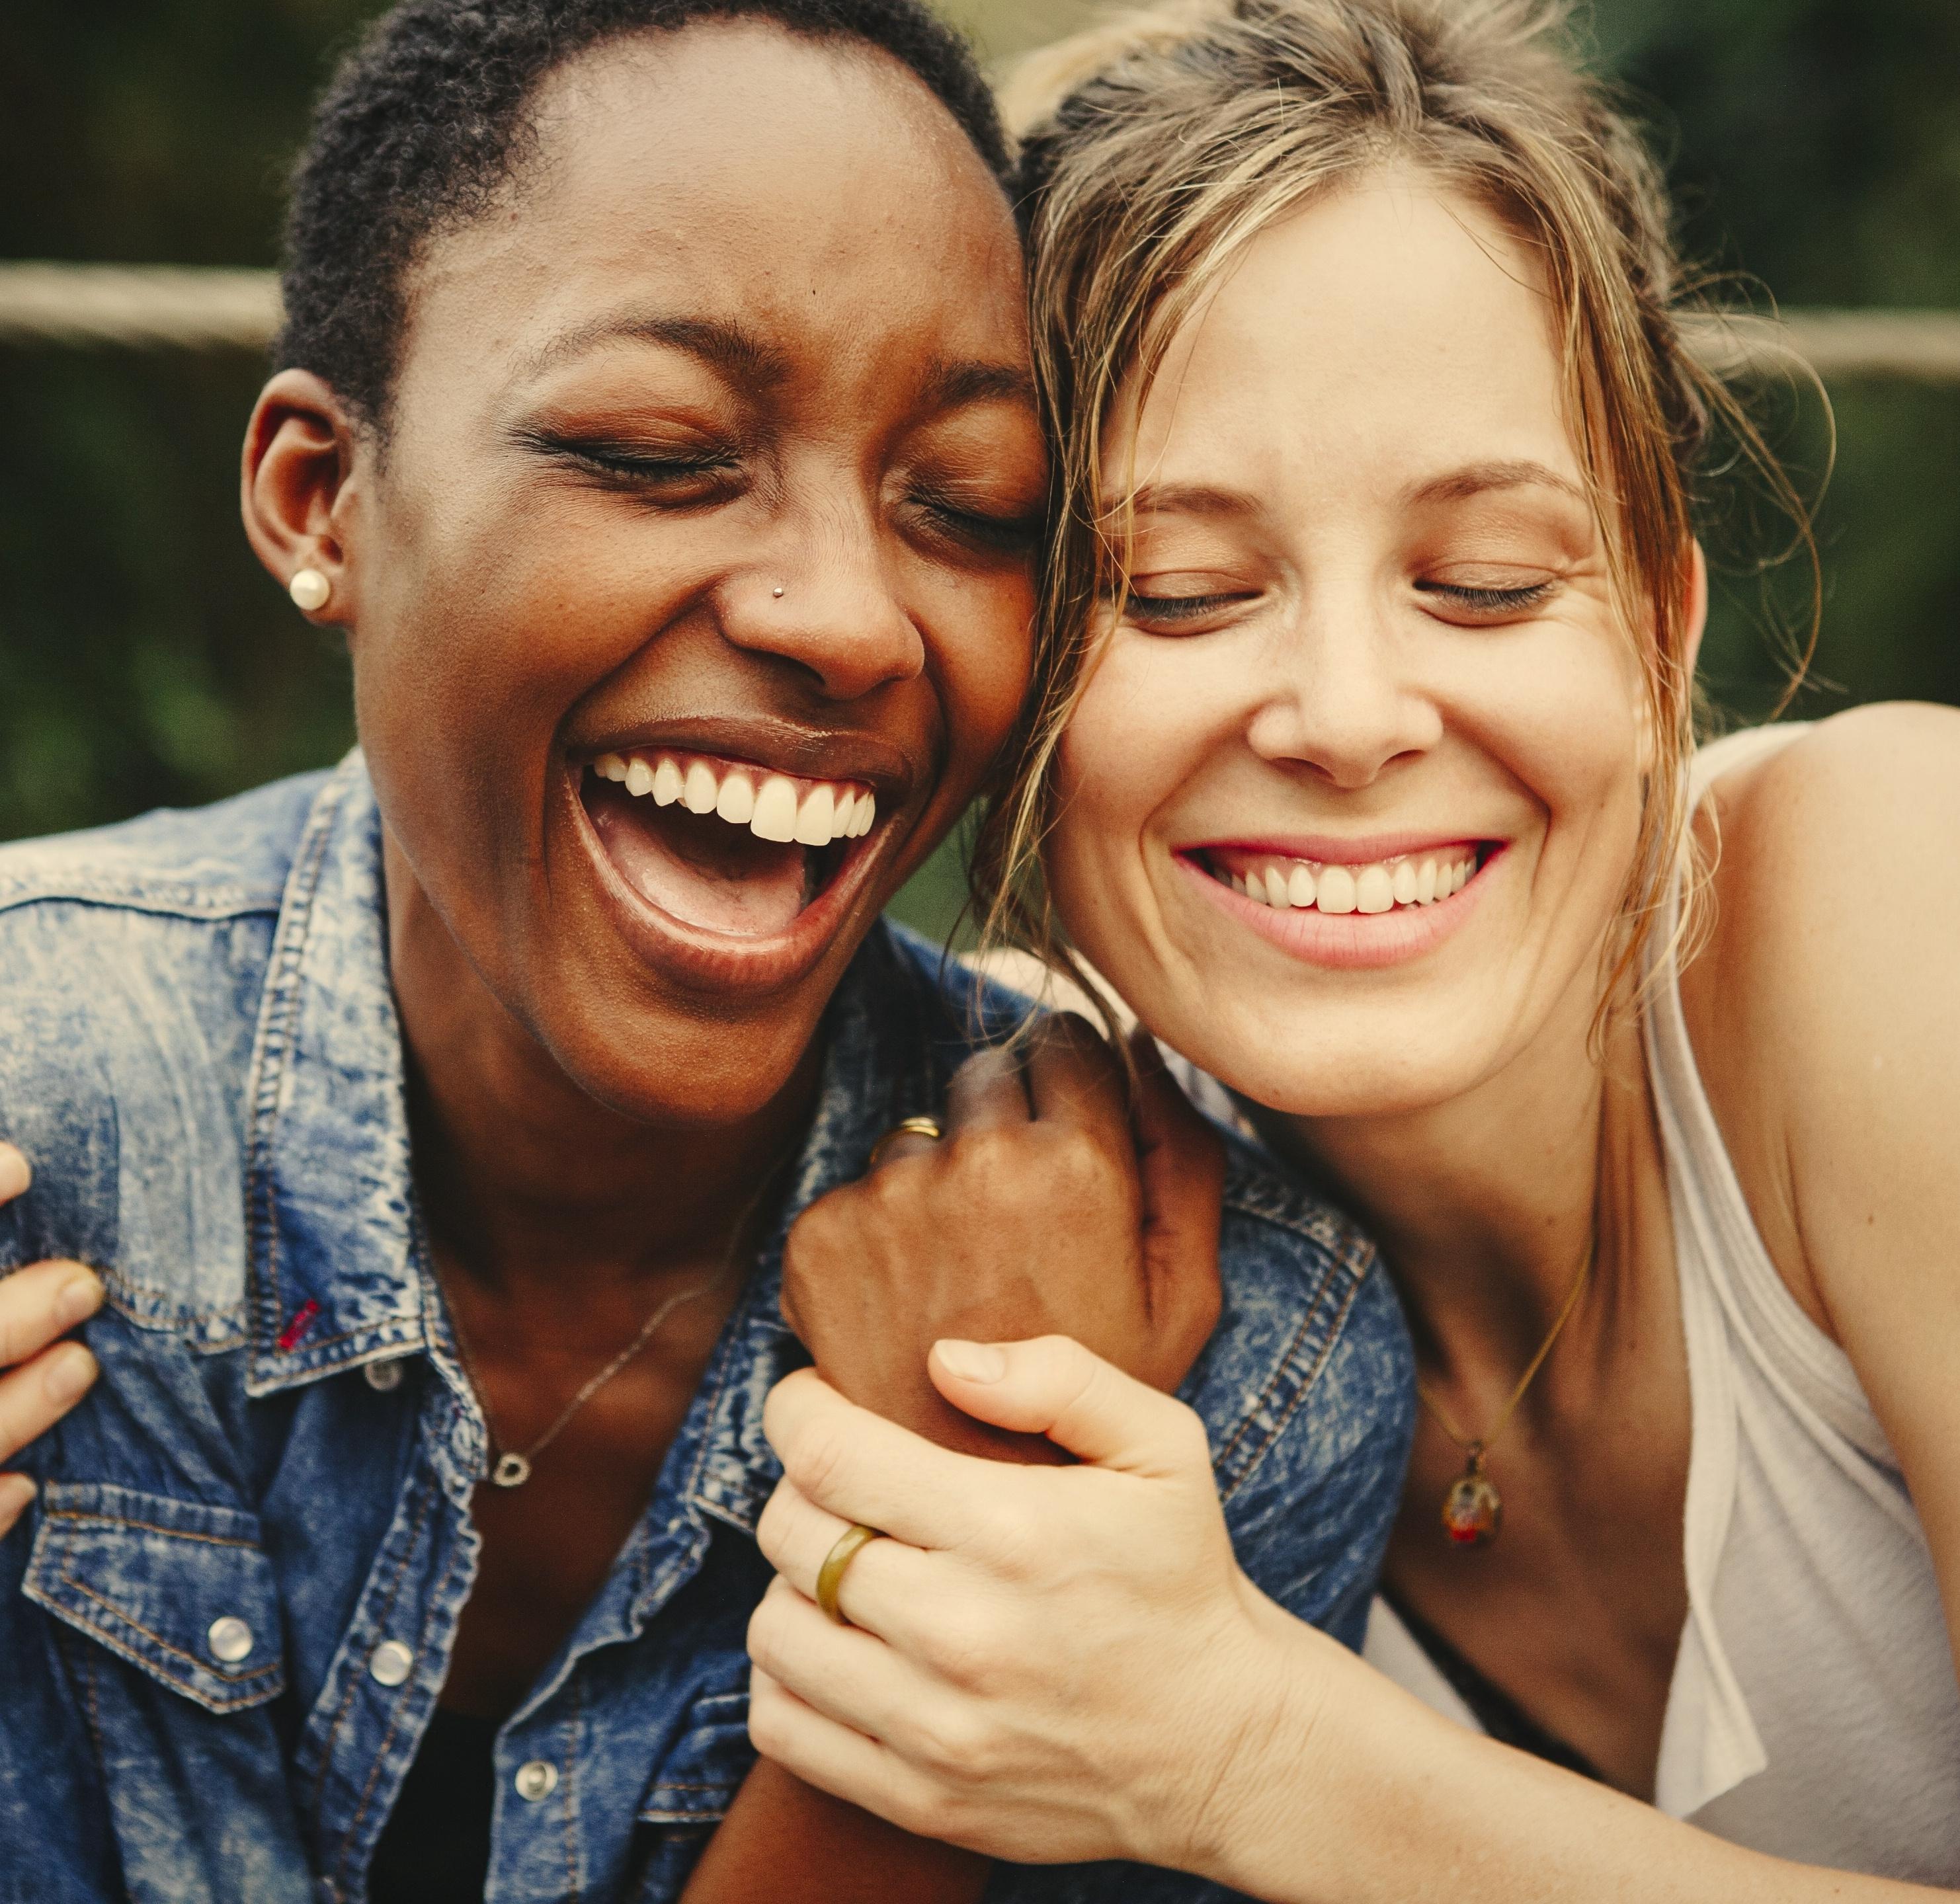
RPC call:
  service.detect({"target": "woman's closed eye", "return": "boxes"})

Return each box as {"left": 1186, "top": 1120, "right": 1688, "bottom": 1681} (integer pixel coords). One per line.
{"left": 905, "top": 488, "right": 1044, "bottom": 559}
{"left": 1120, "top": 578, "right": 1263, "bottom": 633}
{"left": 520, "top": 428, "right": 744, "bottom": 503}
{"left": 1414, "top": 575, "right": 1559, "bottom": 623}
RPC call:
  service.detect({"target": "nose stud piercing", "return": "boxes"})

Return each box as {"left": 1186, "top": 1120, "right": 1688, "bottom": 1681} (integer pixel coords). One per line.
{"left": 289, "top": 568, "right": 331, "bottom": 613}
{"left": 772, "top": 585, "right": 786, "bottom": 598}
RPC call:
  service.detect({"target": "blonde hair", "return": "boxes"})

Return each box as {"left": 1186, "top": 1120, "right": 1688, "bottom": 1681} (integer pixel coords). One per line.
{"left": 971, "top": 0, "right": 1814, "bottom": 1035}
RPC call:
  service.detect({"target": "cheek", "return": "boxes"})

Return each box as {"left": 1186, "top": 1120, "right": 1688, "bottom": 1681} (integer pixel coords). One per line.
{"left": 927, "top": 570, "right": 1040, "bottom": 781}
{"left": 1048, "top": 639, "right": 1212, "bottom": 918}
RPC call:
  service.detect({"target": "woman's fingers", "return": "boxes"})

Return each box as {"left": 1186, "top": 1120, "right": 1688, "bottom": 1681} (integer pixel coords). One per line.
{"left": 764, "top": 1368, "right": 1004, "bottom": 1552}
{"left": 0, "top": 1340, "right": 99, "bottom": 1464}
{"left": 0, "top": 1471, "right": 37, "bottom": 1537}
{"left": 0, "top": 1175, "right": 104, "bottom": 1536}
{"left": 747, "top": 1575, "right": 921, "bottom": 1739}
{"left": 942, "top": 1043, "right": 1031, "bottom": 1132}
{"left": 1129, "top": 1027, "right": 1225, "bottom": 1248}
{"left": 0, "top": 1257, "right": 104, "bottom": 1369}
{"left": 755, "top": 1476, "right": 929, "bottom": 1630}
{"left": 748, "top": 1666, "right": 936, "bottom": 1836}
{"left": 1021, "top": 1012, "right": 1129, "bottom": 1136}
{"left": 1127, "top": 1028, "right": 1225, "bottom": 1362}
{"left": 928, "top": 1334, "right": 1213, "bottom": 1476}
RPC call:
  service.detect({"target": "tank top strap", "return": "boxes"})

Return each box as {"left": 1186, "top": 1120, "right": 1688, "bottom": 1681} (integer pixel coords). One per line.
{"left": 1644, "top": 723, "right": 1897, "bottom": 1467}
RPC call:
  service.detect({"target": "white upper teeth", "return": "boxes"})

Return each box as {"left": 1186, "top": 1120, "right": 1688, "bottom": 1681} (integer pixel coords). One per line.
{"left": 591, "top": 751, "right": 874, "bottom": 848}
{"left": 1219, "top": 848, "right": 1477, "bottom": 914}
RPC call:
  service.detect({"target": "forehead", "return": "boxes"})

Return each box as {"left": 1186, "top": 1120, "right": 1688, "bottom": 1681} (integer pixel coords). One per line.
{"left": 1130, "top": 171, "right": 1578, "bottom": 490}
{"left": 400, "top": 21, "right": 1028, "bottom": 410}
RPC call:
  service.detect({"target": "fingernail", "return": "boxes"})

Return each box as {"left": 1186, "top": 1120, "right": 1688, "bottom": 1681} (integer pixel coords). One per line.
{"left": 57, "top": 1271, "right": 104, "bottom": 1331}
{"left": 0, "top": 1473, "right": 35, "bottom": 1523}
{"left": 936, "top": 1339, "right": 1006, "bottom": 1383}
{"left": 0, "top": 1146, "right": 28, "bottom": 1201}
{"left": 44, "top": 1346, "right": 97, "bottom": 1407}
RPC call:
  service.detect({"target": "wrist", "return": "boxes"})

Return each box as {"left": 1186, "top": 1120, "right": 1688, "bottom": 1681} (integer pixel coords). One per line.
{"left": 1155, "top": 1583, "right": 1337, "bottom": 1891}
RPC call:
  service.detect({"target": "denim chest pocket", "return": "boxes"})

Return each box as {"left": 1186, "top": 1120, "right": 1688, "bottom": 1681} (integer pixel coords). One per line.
{"left": 24, "top": 1482, "right": 286, "bottom": 1713}
{"left": 638, "top": 1687, "right": 752, "bottom": 1825}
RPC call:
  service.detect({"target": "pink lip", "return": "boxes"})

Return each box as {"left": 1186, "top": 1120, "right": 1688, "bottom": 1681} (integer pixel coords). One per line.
{"left": 561, "top": 763, "right": 892, "bottom": 998}
{"left": 1186, "top": 830, "right": 1490, "bottom": 865}
{"left": 1177, "top": 846, "right": 1500, "bottom": 971}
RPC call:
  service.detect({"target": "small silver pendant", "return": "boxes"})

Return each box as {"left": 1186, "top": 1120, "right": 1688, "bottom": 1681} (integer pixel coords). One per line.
{"left": 491, "top": 1452, "right": 532, "bottom": 1488}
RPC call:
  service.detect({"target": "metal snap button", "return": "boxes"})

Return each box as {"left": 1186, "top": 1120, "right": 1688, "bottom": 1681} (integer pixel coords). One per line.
{"left": 514, "top": 1760, "right": 559, "bottom": 1802}
{"left": 368, "top": 1640, "right": 414, "bottom": 1687}
{"left": 206, "top": 1616, "right": 254, "bottom": 1664}
{"left": 364, "top": 1358, "right": 405, "bottom": 1392}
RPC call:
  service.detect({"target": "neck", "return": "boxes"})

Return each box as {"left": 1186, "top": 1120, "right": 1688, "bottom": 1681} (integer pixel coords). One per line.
{"left": 1262, "top": 982, "right": 1665, "bottom": 1400}
{"left": 384, "top": 836, "right": 818, "bottom": 1300}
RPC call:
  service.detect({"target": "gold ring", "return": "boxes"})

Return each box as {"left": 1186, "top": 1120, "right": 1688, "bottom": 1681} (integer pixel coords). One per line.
{"left": 815, "top": 1522, "right": 886, "bottom": 1626}
{"left": 867, "top": 1115, "right": 944, "bottom": 1171}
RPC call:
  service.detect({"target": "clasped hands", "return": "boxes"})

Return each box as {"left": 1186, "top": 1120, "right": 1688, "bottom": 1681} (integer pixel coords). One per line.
{"left": 749, "top": 1020, "right": 1335, "bottom": 1875}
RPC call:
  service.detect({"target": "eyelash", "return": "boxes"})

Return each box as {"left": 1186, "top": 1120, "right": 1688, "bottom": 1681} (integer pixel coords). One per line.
{"left": 1417, "top": 580, "right": 1556, "bottom": 615}
{"left": 913, "top": 496, "right": 1042, "bottom": 556}
{"left": 1125, "top": 577, "right": 1557, "bottom": 629}
{"left": 1123, "top": 590, "right": 1248, "bottom": 625}
{"left": 527, "top": 434, "right": 1036, "bottom": 556}
{"left": 528, "top": 432, "right": 741, "bottom": 491}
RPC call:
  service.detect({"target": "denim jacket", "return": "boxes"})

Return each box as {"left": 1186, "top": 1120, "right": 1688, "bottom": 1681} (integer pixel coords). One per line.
{"left": 0, "top": 756, "right": 1413, "bottom": 1904}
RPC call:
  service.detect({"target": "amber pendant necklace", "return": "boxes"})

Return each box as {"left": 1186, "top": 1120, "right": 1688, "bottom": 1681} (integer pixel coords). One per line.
{"left": 1416, "top": 1237, "right": 1594, "bottom": 1550}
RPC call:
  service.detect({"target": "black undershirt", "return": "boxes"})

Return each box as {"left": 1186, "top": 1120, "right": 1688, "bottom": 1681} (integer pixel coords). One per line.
{"left": 368, "top": 1706, "right": 499, "bottom": 1904}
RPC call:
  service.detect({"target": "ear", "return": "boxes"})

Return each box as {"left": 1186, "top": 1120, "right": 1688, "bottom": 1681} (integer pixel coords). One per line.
{"left": 1683, "top": 538, "right": 1709, "bottom": 679}
{"left": 240, "top": 369, "right": 365, "bottom": 628}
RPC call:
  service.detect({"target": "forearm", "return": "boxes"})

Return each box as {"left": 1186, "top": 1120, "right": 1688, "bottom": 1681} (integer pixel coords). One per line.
{"left": 679, "top": 1759, "right": 989, "bottom": 1904}
{"left": 1201, "top": 1616, "right": 1947, "bottom": 1904}
{"left": 679, "top": 1307, "right": 1030, "bottom": 1902}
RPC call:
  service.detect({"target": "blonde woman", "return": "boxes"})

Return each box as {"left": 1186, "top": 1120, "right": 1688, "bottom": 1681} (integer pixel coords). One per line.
{"left": 745, "top": 1, "right": 1960, "bottom": 1895}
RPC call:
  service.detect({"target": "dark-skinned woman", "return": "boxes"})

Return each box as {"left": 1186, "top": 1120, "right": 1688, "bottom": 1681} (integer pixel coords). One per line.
{"left": 0, "top": 5, "right": 1411, "bottom": 1900}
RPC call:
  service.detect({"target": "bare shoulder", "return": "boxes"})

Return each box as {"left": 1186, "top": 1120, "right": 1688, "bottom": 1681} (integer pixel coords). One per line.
{"left": 1698, "top": 701, "right": 1960, "bottom": 1001}
{"left": 1680, "top": 702, "right": 1960, "bottom": 1343}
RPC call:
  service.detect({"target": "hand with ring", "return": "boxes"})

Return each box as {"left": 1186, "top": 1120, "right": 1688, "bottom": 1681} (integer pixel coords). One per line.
{"left": 749, "top": 1333, "right": 1325, "bottom": 1873}
{"left": 778, "top": 1015, "right": 1225, "bottom": 1460}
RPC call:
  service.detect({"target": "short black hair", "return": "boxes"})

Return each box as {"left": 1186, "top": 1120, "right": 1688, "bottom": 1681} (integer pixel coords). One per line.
{"left": 279, "top": 0, "right": 1010, "bottom": 433}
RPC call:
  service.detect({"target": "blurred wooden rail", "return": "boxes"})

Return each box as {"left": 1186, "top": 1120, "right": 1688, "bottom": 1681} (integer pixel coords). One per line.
{"left": 3, "top": 262, "right": 1960, "bottom": 382}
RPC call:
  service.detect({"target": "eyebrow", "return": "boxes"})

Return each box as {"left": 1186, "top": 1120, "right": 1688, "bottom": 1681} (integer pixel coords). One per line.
{"left": 917, "top": 356, "right": 1038, "bottom": 413}
{"left": 524, "top": 312, "right": 792, "bottom": 389}
{"left": 1125, "top": 481, "right": 1264, "bottom": 521}
{"left": 1405, "top": 459, "right": 1591, "bottom": 508}
{"left": 521, "top": 318, "right": 1035, "bottom": 420}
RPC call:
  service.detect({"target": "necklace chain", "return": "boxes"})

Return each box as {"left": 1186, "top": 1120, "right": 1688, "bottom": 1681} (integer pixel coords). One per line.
{"left": 1415, "top": 1234, "right": 1596, "bottom": 1459}
{"left": 434, "top": 1149, "right": 796, "bottom": 1489}
{"left": 446, "top": 1270, "right": 724, "bottom": 1486}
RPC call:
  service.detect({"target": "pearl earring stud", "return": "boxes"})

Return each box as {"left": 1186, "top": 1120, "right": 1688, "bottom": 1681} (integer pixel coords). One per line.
{"left": 772, "top": 585, "right": 786, "bottom": 599}
{"left": 289, "top": 568, "right": 331, "bottom": 613}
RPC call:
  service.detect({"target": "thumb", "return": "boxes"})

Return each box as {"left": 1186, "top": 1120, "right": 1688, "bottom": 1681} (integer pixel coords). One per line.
{"left": 1128, "top": 1029, "right": 1224, "bottom": 1358}
{"left": 928, "top": 1334, "right": 1211, "bottom": 1477}
{"left": 1129, "top": 1028, "right": 1225, "bottom": 1251}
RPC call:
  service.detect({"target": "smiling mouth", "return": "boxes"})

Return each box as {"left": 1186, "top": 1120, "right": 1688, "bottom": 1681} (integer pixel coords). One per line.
{"left": 580, "top": 748, "right": 876, "bottom": 939}
{"left": 1198, "top": 844, "right": 1494, "bottom": 915}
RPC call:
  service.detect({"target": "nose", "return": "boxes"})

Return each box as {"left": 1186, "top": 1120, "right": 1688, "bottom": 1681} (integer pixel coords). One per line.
{"left": 719, "top": 495, "right": 924, "bottom": 704}
{"left": 1246, "top": 594, "right": 1440, "bottom": 788}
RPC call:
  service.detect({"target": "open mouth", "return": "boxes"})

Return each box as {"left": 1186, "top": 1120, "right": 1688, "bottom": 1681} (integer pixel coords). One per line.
{"left": 1197, "top": 843, "right": 1494, "bottom": 916}
{"left": 579, "top": 747, "right": 876, "bottom": 939}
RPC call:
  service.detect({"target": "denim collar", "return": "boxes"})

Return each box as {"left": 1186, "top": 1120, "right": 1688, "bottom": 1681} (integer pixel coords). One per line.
{"left": 241, "top": 755, "right": 947, "bottom": 1530}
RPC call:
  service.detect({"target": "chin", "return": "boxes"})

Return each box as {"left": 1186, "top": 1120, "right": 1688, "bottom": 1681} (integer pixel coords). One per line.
{"left": 537, "top": 982, "right": 834, "bottom": 1132}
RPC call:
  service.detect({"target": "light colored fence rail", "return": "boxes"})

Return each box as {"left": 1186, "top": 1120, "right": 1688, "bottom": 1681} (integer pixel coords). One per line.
{"left": 3, "top": 262, "right": 1960, "bottom": 383}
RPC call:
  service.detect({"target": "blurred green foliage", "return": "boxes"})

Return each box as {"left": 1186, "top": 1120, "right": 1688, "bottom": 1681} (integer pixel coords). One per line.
{"left": 1, "top": 0, "right": 1955, "bottom": 944}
